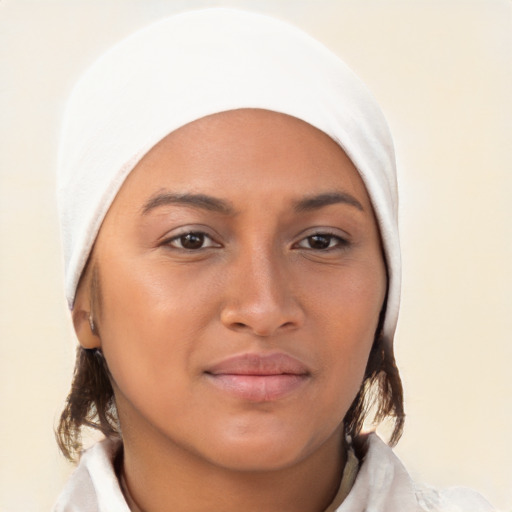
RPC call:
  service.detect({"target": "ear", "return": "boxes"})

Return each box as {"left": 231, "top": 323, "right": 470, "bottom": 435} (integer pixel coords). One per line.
{"left": 72, "top": 276, "right": 101, "bottom": 349}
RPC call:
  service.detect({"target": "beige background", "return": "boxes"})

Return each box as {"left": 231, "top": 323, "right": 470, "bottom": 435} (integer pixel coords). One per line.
{"left": 1, "top": 0, "right": 511, "bottom": 510}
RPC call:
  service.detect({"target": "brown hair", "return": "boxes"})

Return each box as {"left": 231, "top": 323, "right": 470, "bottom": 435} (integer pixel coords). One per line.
{"left": 56, "top": 325, "right": 405, "bottom": 462}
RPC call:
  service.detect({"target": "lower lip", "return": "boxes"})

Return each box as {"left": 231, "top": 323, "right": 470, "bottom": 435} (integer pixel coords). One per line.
{"left": 205, "top": 374, "right": 308, "bottom": 402}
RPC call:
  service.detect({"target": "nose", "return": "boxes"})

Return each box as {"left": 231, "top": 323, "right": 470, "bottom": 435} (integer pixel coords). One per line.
{"left": 220, "top": 247, "right": 305, "bottom": 337}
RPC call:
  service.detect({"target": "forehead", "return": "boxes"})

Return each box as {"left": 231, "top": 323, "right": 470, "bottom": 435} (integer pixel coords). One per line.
{"left": 112, "top": 109, "right": 371, "bottom": 210}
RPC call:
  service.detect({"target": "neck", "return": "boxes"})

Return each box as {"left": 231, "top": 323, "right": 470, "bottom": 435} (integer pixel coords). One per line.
{"left": 119, "top": 420, "right": 345, "bottom": 512}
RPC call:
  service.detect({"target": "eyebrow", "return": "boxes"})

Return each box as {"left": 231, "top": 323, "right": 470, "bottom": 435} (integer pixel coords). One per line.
{"left": 142, "top": 192, "right": 236, "bottom": 215}
{"left": 141, "top": 190, "right": 364, "bottom": 216}
{"left": 293, "top": 192, "right": 364, "bottom": 213}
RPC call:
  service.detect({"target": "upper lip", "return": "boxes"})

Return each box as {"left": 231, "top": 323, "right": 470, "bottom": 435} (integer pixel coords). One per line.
{"left": 205, "top": 352, "right": 310, "bottom": 376}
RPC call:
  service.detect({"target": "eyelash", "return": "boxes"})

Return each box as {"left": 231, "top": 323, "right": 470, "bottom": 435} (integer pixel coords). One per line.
{"left": 163, "top": 230, "right": 349, "bottom": 252}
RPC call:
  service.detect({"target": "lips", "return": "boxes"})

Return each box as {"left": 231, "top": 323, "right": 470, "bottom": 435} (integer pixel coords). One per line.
{"left": 204, "top": 352, "right": 310, "bottom": 402}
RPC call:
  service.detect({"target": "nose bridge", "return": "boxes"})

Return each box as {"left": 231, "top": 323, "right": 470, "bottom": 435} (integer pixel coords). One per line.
{"left": 244, "top": 244, "right": 283, "bottom": 304}
{"left": 221, "top": 239, "right": 303, "bottom": 336}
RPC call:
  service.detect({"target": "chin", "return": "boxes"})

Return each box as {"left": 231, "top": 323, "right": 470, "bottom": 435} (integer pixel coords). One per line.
{"left": 205, "top": 440, "right": 310, "bottom": 473}
{"left": 197, "top": 422, "right": 333, "bottom": 473}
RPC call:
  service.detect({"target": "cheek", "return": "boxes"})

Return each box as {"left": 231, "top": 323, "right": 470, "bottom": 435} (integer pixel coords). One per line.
{"left": 301, "top": 259, "right": 385, "bottom": 397}
{"left": 95, "top": 255, "right": 222, "bottom": 410}
{"left": 99, "top": 249, "right": 221, "bottom": 336}
{"left": 300, "top": 255, "right": 386, "bottom": 340}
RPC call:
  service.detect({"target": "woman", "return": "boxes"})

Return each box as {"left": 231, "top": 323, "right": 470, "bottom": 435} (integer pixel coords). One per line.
{"left": 53, "top": 8, "right": 493, "bottom": 511}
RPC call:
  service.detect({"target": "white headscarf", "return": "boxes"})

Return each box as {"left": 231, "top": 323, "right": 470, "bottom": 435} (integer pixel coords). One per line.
{"left": 57, "top": 8, "right": 400, "bottom": 347}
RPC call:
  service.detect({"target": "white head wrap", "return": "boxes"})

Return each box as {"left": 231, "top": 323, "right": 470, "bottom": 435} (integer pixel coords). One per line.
{"left": 58, "top": 8, "right": 400, "bottom": 347}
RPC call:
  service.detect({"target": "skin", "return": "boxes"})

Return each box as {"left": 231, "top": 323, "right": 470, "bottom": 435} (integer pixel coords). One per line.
{"left": 73, "top": 109, "right": 386, "bottom": 512}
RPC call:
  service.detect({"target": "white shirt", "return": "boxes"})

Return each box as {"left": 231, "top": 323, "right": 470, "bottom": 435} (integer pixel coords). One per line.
{"left": 53, "top": 433, "right": 494, "bottom": 512}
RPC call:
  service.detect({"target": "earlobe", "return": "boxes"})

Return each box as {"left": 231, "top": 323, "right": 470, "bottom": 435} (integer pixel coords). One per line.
{"left": 72, "top": 306, "right": 101, "bottom": 349}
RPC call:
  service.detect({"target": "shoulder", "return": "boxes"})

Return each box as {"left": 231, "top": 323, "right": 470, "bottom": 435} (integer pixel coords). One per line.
{"left": 337, "top": 433, "right": 495, "bottom": 512}
{"left": 415, "top": 483, "right": 496, "bottom": 512}
{"left": 52, "top": 438, "right": 130, "bottom": 512}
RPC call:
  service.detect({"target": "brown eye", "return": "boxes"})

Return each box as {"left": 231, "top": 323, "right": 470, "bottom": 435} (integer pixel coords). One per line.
{"left": 296, "top": 233, "right": 348, "bottom": 250}
{"left": 167, "top": 231, "right": 219, "bottom": 250}
{"left": 307, "top": 235, "right": 332, "bottom": 249}
{"left": 180, "top": 233, "right": 205, "bottom": 249}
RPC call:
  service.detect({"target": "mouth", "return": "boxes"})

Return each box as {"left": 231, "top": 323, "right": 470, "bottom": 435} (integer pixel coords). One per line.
{"left": 204, "top": 352, "right": 311, "bottom": 402}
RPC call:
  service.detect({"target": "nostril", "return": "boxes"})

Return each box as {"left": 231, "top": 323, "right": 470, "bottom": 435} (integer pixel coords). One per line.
{"left": 220, "top": 295, "right": 305, "bottom": 336}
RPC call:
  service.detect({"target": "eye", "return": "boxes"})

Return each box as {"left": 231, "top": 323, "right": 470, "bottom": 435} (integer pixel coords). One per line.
{"left": 296, "top": 233, "right": 348, "bottom": 250}
{"left": 165, "top": 231, "right": 220, "bottom": 250}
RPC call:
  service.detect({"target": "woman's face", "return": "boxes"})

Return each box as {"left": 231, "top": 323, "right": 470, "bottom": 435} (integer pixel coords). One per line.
{"left": 79, "top": 109, "right": 386, "bottom": 471}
